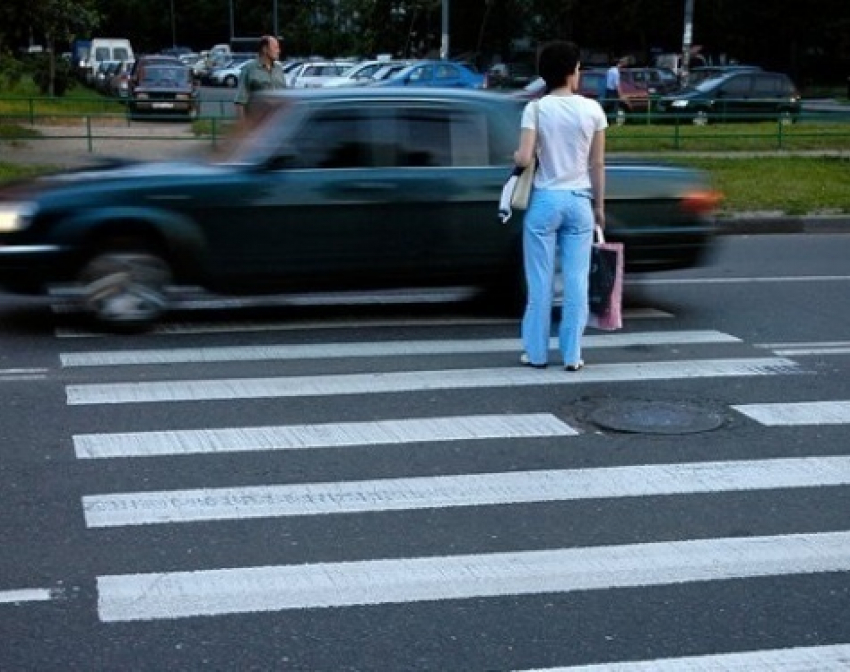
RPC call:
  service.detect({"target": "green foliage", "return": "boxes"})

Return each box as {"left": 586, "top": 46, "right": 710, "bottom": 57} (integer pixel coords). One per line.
{"left": 28, "top": 53, "right": 76, "bottom": 96}
{"left": 0, "top": 52, "right": 27, "bottom": 90}
{"left": 678, "top": 156, "right": 850, "bottom": 215}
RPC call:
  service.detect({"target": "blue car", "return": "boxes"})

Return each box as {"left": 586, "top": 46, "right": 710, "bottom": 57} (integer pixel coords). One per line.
{"left": 371, "top": 60, "right": 484, "bottom": 89}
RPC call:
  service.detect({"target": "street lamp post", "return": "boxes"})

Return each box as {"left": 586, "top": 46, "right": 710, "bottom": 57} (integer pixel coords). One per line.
{"left": 440, "top": 0, "right": 449, "bottom": 60}
{"left": 681, "top": 0, "right": 695, "bottom": 82}
{"left": 170, "top": 0, "right": 176, "bottom": 48}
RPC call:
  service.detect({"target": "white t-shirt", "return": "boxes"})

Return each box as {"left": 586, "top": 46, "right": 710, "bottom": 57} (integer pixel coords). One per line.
{"left": 521, "top": 94, "right": 608, "bottom": 191}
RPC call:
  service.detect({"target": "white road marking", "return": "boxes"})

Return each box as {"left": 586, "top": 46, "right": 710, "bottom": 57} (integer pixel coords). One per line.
{"left": 0, "top": 589, "right": 53, "bottom": 605}
{"left": 82, "top": 455, "right": 850, "bottom": 527}
{"left": 630, "top": 275, "right": 850, "bottom": 285}
{"left": 65, "top": 357, "right": 802, "bottom": 405}
{"left": 734, "top": 400, "right": 850, "bottom": 426}
{"left": 517, "top": 643, "right": 850, "bottom": 671}
{"left": 74, "top": 413, "right": 576, "bottom": 459}
{"left": 54, "top": 308, "right": 674, "bottom": 338}
{"left": 0, "top": 367, "right": 48, "bottom": 382}
{"left": 60, "top": 330, "right": 740, "bottom": 367}
{"left": 96, "top": 530, "right": 850, "bottom": 621}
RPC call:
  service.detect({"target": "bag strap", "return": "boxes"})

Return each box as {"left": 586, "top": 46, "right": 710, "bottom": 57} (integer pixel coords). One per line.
{"left": 595, "top": 225, "right": 606, "bottom": 244}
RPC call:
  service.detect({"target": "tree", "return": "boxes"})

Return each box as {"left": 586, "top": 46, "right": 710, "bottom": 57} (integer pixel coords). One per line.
{"left": 14, "top": 0, "right": 99, "bottom": 95}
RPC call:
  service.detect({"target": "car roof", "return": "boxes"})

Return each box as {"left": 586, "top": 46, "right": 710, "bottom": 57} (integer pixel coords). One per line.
{"left": 259, "top": 87, "right": 514, "bottom": 107}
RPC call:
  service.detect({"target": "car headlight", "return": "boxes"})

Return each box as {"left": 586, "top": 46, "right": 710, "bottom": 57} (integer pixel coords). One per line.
{"left": 0, "top": 202, "right": 35, "bottom": 232}
{"left": 136, "top": 92, "right": 149, "bottom": 99}
{"left": 671, "top": 100, "right": 689, "bottom": 108}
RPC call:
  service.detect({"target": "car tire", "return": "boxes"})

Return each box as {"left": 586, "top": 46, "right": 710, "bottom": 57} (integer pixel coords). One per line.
{"left": 225, "top": 75, "right": 237, "bottom": 88}
{"left": 79, "top": 251, "right": 172, "bottom": 331}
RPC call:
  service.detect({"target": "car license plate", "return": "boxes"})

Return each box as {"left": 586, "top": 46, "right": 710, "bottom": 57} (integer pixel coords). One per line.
{"left": 152, "top": 102, "right": 174, "bottom": 109}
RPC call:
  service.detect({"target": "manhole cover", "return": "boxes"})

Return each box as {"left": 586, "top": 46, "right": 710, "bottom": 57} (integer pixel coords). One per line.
{"left": 589, "top": 399, "right": 725, "bottom": 435}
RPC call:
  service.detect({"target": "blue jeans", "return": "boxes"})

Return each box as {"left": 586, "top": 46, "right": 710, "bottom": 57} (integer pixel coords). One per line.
{"left": 521, "top": 188, "right": 594, "bottom": 366}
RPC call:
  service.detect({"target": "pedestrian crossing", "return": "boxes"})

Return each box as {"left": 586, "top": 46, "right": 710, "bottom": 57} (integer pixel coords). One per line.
{"left": 55, "top": 314, "right": 850, "bottom": 668}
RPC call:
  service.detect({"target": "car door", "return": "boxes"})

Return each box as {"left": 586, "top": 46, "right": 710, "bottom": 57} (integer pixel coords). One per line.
{"left": 405, "top": 64, "right": 434, "bottom": 86}
{"left": 715, "top": 74, "right": 753, "bottom": 121}
{"left": 433, "top": 63, "right": 463, "bottom": 87}
{"left": 749, "top": 74, "right": 785, "bottom": 120}
{"left": 205, "top": 100, "right": 463, "bottom": 291}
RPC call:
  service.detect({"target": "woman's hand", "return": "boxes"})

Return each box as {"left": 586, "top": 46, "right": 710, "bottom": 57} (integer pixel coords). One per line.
{"left": 593, "top": 205, "right": 605, "bottom": 230}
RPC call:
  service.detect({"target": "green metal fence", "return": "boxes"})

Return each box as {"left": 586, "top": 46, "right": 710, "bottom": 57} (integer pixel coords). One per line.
{"left": 2, "top": 95, "right": 849, "bottom": 155}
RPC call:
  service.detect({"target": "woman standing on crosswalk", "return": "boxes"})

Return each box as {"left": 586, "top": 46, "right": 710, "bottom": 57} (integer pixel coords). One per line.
{"left": 513, "top": 40, "right": 608, "bottom": 371}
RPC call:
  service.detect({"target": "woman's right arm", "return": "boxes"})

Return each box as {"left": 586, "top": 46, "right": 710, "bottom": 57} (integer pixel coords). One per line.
{"left": 589, "top": 129, "right": 606, "bottom": 229}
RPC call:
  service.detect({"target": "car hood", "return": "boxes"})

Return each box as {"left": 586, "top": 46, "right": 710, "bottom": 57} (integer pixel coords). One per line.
{"left": 0, "top": 159, "right": 236, "bottom": 202}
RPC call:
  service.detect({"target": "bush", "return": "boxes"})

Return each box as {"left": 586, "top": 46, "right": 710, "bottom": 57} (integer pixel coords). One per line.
{"left": 27, "top": 53, "right": 75, "bottom": 96}
{"left": 0, "top": 53, "right": 27, "bottom": 90}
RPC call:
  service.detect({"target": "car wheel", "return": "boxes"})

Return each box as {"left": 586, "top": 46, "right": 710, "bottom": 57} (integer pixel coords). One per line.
{"left": 692, "top": 109, "right": 710, "bottom": 126}
{"left": 80, "top": 252, "right": 171, "bottom": 330}
{"left": 225, "top": 75, "right": 237, "bottom": 88}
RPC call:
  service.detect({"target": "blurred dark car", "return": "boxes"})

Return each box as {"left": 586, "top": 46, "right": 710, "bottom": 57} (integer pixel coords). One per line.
{"left": 0, "top": 88, "right": 720, "bottom": 329}
{"left": 94, "top": 60, "right": 121, "bottom": 94}
{"left": 517, "top": 69, "right": 650, "bottom": 125}
{"left": 108, "top": 60, "right": 135, "bottom": 99}
{"left": 370, "top": 60, "right": 485, "bottom": 89}
{"left": 128, "top": 63, "right": 199, "bottom": 119}
{"left": 656, "top": 70, "right": 801, "bottom": 125}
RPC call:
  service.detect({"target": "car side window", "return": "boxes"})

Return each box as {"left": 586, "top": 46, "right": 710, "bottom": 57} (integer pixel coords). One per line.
{"left": 435, "top": 64, "right": 457, "bottom": 81}
{"left": 293, "top": 109, "right": 374, "bottom": 169}
{"left": 721, "top": 75, "right": 751, "bottom": 97}
{"left": 392, "top": 106, "right": 489, "bottom": 168}
{"left": 408, "top": 66, "right": 432, "bottom": 83}
{"left": 752, "top": 75, "right": 779, "bottom": 96}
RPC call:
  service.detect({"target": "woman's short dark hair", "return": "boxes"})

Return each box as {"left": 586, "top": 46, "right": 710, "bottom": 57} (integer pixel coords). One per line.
{"left": 538, "top": 41, "right": 580, "bottom": 92}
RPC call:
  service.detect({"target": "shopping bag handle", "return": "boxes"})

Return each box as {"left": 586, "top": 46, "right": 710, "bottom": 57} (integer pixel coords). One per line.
{"left": 595, "top": 225, "right": 606, "bottom": 244}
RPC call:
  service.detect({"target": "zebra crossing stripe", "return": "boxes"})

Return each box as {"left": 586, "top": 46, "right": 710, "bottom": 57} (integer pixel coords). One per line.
{"left": 734, "top": 401, "right": 850, "bottom": 426}
{"left": 0, "top": 589, "right": 53, "bottom": 605}
{"left": 59, "top": 330, "right": 740, "bottom": 367}
{"left": 96, "top": 530, "right": 850, "bottom": 621}
{"left": 74, "top": 413, "right": 576, "bottom": 459}
{"left": 516, "top": 643, "right": 850, "bottom": 671}
{"left": 82, "top": 455, "right": 850, "bottom": 528}
{"left": 65, "top": 357, "right": 801, "bottom": 405}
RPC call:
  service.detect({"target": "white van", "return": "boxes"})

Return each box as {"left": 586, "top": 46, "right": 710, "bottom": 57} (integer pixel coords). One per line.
{"left": 84, "top": 38, "right": 134, "bottom": 83}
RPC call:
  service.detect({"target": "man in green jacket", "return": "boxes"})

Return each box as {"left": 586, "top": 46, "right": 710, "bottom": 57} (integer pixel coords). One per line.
{"left": 234, "top": 35, "right": 287, "bottom": 118}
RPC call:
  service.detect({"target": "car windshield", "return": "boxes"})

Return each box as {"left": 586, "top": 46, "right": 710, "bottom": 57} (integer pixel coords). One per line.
{"left": 142, "top": 66, "right": 190, "bottom": 85}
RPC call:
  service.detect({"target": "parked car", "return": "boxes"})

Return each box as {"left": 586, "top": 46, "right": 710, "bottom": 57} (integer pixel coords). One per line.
{"left": 655, "top": 70, "right": 801, "bottom": 125}
{"left": 371, "top": 60, "right": 485, "bottom": 89}
{"left": 287, "top": 61, "right": 350, "bottom": 88}
{"left": 516, "top": 69, "right": 650, "bottom": 125}
{"left": 199, "top": 53, "right": 253, "bottom": 84}
{"left": 686, "top": 65, "right": 762, "bottom": 88}
{"left": 207, "top": 59, "right": 250, "bottom": 88}
{"left": 93, "top": 60, "right": 121, "bottom": 94}
{"left": 622, "top": 67, "right": 681, "bottom": 96}
{"left": 484, "top": 61, "right": 536, "bottom": 90}
{"left": 320, "top": 59, "right": 410, "bottom": 87}
{"left": 0, "top": 88, "right": 720, "bottom": 329}
{"left": 127, "top": 62, "right": 199, "bottom": 119}
{"left": 107, "top": 60, "right": 135, "bottom": 99}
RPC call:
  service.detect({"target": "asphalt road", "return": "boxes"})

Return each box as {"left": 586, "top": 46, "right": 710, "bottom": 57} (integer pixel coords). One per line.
{"left": 0, "top": 233, "right": 849, "bottom": 670}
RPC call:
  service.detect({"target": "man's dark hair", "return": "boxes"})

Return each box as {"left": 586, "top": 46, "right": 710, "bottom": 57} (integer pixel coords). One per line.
{"left": 538, "top": 41, "right": 580, "bottom": 92}
{"left": 258, "top": 35, "right": 272, "bottom": 53}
